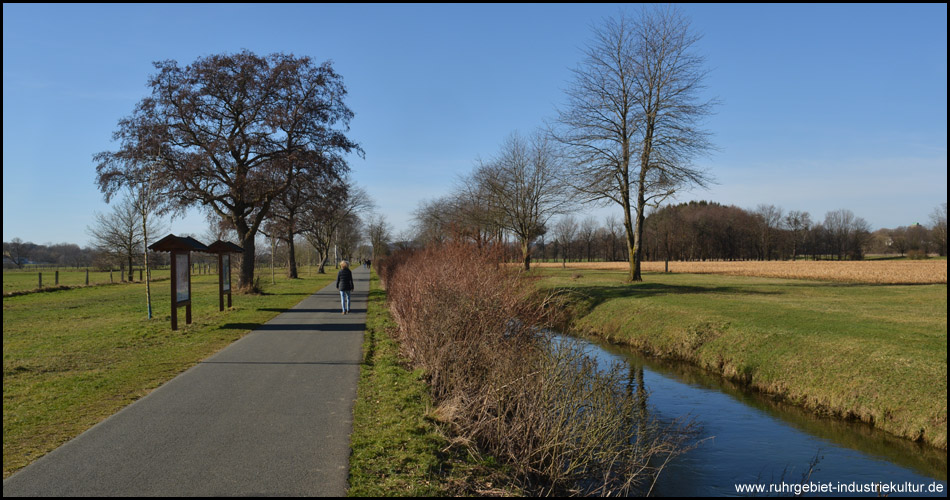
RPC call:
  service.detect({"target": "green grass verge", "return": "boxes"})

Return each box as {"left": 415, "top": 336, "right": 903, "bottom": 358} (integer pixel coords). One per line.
{"left": 3, "top": 268, "right": 334, "bottom": 478}
{"left": 347, "top": 271, "right": 517, "bottom": 497}
{"left": 532, "top": 268, "right": 948, "bottom": 450}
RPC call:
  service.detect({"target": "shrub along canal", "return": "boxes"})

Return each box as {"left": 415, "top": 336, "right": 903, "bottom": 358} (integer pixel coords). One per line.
{"left": 564, "top": 334, "right": 948, "bottom": 496}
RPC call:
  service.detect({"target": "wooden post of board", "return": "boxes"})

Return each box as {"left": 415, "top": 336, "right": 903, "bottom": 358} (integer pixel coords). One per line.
{"left": 185, "top": 253, "right": 192, "bottom": 325}
{"left": 170, "top": 252, "right": 178, "bottom": 330}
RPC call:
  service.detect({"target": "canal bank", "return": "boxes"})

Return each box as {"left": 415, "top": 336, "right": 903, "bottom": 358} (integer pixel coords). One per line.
{"left": 563, "top": 334, "right": 947, "bottom": 496}
{"left": 536, "top": 268, "right": 948, "bottom": 450}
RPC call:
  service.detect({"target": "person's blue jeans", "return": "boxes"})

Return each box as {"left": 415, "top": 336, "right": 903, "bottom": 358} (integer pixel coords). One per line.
{"left": 340, "top": 290, "right": 351, "bottom": 313}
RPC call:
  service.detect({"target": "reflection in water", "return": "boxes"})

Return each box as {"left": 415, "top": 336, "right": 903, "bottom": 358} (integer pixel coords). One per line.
{"left": 565, "top": 334, "right": 947, "bottom": 496}
{"left": 626, "top": 365, "right": 649, "bottom": 435}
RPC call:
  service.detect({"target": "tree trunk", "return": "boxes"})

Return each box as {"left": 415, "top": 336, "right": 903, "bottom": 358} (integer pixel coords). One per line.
{"left": 142, "top": 215, "right": 152, "bottom": 319}
{"left": 632, "top": 194, "right": 645, "bottom": 282}
{"left": 239, "top": 231, "right": 256, "bottom": 290}
{"left": 521, "top": 239, "right": 531, "bottom": 271}
{"left": 317, "top": 250, "right": 328, "bottom": 274}
{"left": 271, "top": 235, "right": 277, "bottom": 285}
{"left": 286, "top": 228, "right": 298, "bottom": 279}
{"left": 622, "top": 192, "right": 638, "bottom": 282}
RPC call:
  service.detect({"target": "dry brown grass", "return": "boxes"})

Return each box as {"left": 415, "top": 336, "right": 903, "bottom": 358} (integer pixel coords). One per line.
{"left": 529, "top": 260, "right": 947, "bottom": 284}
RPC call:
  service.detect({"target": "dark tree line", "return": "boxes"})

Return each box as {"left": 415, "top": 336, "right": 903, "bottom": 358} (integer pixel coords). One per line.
{"left": 1, "top": 238, "right": 174, "bottom": 271}
{"left": 640, "top": 202, "right": 876, "bottom": 261}
{"left": 510, "top": 201, "right": 946, "bottom": 264}
{"left": 410, "top": 199, "right": 946, "bottom": 265}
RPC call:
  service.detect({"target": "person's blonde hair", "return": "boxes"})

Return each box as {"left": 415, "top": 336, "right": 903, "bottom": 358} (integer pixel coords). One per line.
{"left": 340, "top": 260, "right": 349, "bottom": 269}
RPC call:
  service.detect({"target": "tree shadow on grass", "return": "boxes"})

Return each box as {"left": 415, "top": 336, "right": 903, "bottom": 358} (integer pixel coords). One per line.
{"left": 561, "top": 282, "right": 784, "bottom": 310}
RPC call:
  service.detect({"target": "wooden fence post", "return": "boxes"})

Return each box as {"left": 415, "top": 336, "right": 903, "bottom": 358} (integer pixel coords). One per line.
{"left": 38, "top": 272, "right": 42, "bottom": 289}
{"left": 86, "top": 269, "right": 89, "bottom": 285}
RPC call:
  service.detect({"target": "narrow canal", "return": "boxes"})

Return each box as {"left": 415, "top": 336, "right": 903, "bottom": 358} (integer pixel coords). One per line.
{"left": 565, "top": 335, "right": 948, "bottom": 496}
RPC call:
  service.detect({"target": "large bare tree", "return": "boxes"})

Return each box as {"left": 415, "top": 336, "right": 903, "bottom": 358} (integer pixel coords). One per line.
{"left": 474, "top": 132, "right": 571, "bottom": 270}
{"left": 553, "top": 6, "right": 716, "bottom": 281}
{"left": 95, "top": 50, "right": 361, "bottom": 290}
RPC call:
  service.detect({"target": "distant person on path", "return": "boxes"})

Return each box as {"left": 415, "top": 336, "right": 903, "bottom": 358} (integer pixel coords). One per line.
{"left": 365, "top": 259, "right": 371, "bottom": 271}
{"left": 336, "top": 260, "right": 354, "bottom": 314}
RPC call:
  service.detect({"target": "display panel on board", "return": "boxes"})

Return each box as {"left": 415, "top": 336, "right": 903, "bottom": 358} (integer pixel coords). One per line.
{"left": 223, "top": 254, "right": 230, "bottom": 291}
{"left": 176, "top": 254, "right": 189, "bottom": 303}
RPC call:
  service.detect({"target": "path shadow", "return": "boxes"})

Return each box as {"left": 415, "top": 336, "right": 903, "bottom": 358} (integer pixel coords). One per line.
{"left": 220, "top": 322, "right": 365, "bottom": 332}
{"left": 200, "top": 360, "right": 361, "bottom": 366}
{"left": 258, "top": 307, "right": 358, "bottom": 313}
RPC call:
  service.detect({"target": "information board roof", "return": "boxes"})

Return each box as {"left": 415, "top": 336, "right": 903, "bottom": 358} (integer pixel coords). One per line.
{"left": 148, "top": 234, "right": 210, "bottom": 253}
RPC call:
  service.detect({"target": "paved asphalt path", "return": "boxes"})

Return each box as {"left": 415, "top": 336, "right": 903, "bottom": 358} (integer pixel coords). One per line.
{"left": 3, "top": 266, "right": 370, "bottom": 497}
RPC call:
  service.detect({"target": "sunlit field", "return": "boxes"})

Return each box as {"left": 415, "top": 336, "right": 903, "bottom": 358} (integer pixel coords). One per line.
{"left": 530, "top": 260, "right": 947, "bottom": 284}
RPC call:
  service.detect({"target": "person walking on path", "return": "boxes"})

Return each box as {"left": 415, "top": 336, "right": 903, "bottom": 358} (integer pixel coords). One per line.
{"left": 336, "top": 260, "right": 354, "bottom": 314}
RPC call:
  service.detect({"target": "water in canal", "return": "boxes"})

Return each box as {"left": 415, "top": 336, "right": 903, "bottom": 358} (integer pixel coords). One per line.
{"left": 563, "top": 334, "right": 948, "bottom": 496}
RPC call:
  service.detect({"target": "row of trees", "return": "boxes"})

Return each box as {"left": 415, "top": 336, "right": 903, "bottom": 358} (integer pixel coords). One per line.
{"left": 2, "top": 234, "right": 364, "bottom": 274}
{"left": 3, "top": 239, "right": 92, "bottom": 269}
{"left": 414, "top": 6, "right": 717, "bottom": 281}
{"left": 642, "top": 201, "right": 947, "bottom": 262}
{"left": 410, "top": 199, "right": 947, "bottom": 267}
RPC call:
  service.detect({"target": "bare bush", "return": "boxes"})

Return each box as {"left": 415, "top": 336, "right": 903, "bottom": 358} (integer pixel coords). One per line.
{"left": 379, "top": 243, "right": 694, "bottom": 495}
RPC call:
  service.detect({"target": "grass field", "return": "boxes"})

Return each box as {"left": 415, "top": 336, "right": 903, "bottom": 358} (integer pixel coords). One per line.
{"left": 2, "top": 267, "right": 334, "bottom": 478}
{"left": 529, "top": 259, "right": 947, "bottom": 284}
{"left": 3, "top": 268, "right": 173, "bottom": 294}
{"left": 532, "top": 268, "right": 948, "bottom": 449}
{"left": 347, "top": 271, "right": 515, "bottom": 497}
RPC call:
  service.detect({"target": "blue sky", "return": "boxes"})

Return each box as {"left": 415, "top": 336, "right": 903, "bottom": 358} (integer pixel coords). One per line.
{"left": 3, "top": 3, "right": 947, "bottom": 247}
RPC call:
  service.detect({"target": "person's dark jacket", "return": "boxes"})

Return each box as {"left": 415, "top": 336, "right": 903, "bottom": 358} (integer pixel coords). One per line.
{"left": 336, "top": 267, "right": 354, "bottom": 291}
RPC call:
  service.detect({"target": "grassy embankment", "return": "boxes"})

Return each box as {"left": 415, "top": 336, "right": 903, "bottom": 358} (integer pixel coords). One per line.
{"left": 348, "top": 270, "right": 513, "bottom": 497}
{"left": 2, "top": 268, "right": 333, "bottom": 478}
{"left": 533, "top": 268, "right": 947, "bottom": 450}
